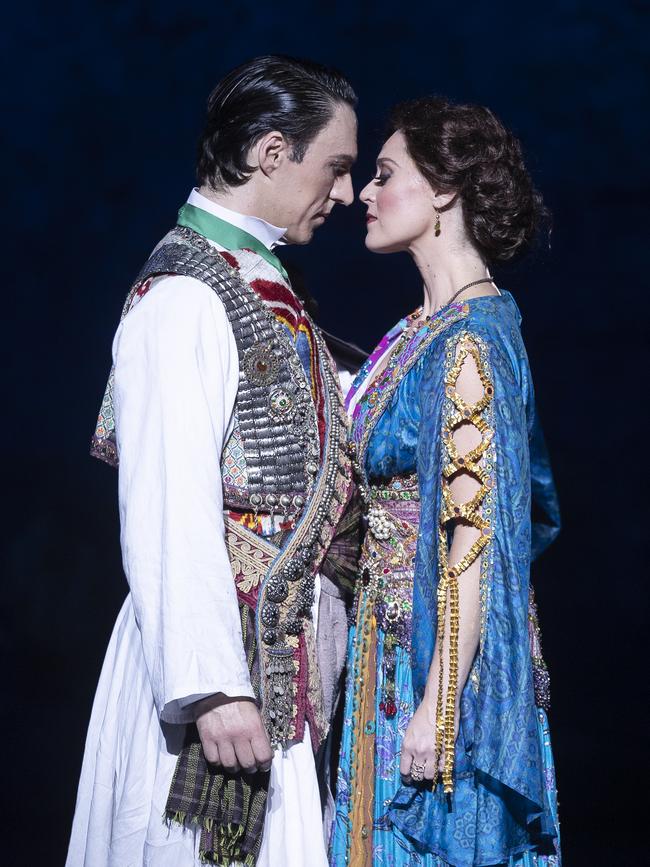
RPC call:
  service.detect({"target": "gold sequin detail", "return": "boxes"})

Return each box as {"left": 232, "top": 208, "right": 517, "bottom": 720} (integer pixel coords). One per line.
{"left": 434, "top": 335, "right": 495, "bottom": 794}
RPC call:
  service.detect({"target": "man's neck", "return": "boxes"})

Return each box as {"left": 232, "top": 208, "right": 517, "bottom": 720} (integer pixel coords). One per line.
{"left": 191, "top": 186, "right": 287, "bottom": 250}
{"left": 198, "top": 183, "right": 272, "bottom": 225}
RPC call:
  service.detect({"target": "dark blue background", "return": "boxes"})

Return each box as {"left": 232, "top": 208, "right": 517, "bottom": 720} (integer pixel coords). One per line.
{"left": 3, "top": 2, "right": 648, "bottom": 863}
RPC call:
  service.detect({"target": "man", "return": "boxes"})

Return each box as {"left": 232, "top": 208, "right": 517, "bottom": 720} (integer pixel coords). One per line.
{"left": 66, "top": 55, "right": 358, "bottom": 867}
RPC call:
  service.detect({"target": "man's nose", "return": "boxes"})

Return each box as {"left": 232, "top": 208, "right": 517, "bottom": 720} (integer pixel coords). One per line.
{"left": 331, "top": 173, "right": 354, "bottom": 206}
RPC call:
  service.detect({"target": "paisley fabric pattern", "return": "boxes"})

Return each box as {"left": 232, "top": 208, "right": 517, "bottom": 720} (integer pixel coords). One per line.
{"left": 331, "top": 638, "right": 559, "bottom": 867}
{"left": 330, "top": 292, "right": 560, "bottom": 867}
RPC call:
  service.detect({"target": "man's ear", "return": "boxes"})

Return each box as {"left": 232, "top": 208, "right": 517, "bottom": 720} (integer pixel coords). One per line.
{"left": 253, "top": 131, "right": 289, "bottom": 178}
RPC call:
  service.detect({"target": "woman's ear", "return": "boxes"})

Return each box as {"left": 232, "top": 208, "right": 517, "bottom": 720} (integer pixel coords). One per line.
{"left": 432, "top": 190, "right": 458, "bottom": 212}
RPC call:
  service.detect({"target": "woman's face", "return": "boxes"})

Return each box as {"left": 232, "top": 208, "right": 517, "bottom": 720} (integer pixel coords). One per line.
{"left": 360, "top": 131, "right": 437, "bottom": 253}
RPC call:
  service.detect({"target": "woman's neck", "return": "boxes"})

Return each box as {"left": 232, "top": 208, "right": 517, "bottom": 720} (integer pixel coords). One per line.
{"left": 410, "top": 235, "right": 496, "bottom": 316}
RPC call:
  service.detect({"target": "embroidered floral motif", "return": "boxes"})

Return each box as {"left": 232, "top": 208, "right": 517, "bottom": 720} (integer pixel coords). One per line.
{"left": 225, "top": 517, "right": 277, "bottom": 594}
{"left": 222, "top": 425, "right": 248, "bottom": 490}
{"left": 218, "top": 250, "right": 240, "bottom": 270}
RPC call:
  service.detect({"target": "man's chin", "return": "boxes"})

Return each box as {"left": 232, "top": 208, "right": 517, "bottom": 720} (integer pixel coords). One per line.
{"left": 284, "top": 228, "right": 315, "bottom": 246}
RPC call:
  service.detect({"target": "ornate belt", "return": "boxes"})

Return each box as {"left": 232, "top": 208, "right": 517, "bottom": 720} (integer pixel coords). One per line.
{"left": 357, "top": 473, "right": 420, "bottom": 647}
{"left": 354, "top": 475, "right": 420, "bottom": 719}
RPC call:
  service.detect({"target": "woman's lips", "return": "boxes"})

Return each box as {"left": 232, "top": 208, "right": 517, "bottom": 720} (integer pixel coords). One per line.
{"left": 366, "top": 214, "right": 377, "bottom": 223}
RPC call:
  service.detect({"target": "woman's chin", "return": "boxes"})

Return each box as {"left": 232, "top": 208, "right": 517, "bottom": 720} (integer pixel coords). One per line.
{"left": 365, "top": 232, "right": 402, "bottom": 254}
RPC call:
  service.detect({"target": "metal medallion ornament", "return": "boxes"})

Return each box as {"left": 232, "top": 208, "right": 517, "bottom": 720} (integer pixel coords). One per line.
{"left": 268, "top": 386, "right": 295, "bottom": 420}
{"left": 243, "top": 343, "right": 280, "bottom": 386}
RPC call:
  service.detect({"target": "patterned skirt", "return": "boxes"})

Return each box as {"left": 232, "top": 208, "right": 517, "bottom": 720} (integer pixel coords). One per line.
{"left": 328, "top": 478, "right": 560, "bottom": 866}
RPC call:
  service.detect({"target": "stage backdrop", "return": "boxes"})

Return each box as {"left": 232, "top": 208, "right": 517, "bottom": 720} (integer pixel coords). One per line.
{"left": 3, "top": 2, "right": 648, "bottom": 863}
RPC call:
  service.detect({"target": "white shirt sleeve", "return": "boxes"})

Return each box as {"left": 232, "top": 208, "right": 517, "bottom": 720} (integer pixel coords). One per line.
{"left": 337, "top": 368, "right": 355, "bottom": 398}
{"left": 113, "top": 274, "right": 255, "bottom": 724}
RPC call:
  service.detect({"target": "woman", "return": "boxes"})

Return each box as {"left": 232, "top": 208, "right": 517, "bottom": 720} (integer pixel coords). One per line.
{"left": 330, "top": 98, "right": 561, "bottom": 866}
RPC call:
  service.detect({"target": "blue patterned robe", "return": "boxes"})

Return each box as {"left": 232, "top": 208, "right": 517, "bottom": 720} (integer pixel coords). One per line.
{"left": 330, "top": 292, "right": 561, "bottom": 867}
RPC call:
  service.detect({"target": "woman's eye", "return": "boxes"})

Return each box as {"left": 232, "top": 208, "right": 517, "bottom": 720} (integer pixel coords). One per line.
{"left": 374, "top": 173, "right": 390, "bottom": 186}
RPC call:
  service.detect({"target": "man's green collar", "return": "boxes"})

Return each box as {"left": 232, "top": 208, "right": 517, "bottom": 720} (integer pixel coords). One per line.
{"left": 177, "top": 203, "right": 288, "bottom": 280}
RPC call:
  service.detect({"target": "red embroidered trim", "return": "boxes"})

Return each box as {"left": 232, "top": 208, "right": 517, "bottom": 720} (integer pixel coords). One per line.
{"left": 135, "top": 277, "right": 153, "bottom": 298}
{"left": 219, "top": 250, "right": 240, "bottom": 270}
{"left": 235, "top": 584, "right": 260, "bottom": 610}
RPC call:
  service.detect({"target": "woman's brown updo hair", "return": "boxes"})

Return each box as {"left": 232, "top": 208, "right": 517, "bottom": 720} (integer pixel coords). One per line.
{"left": 389, "top": 97, "right": 549, "bottom": 262}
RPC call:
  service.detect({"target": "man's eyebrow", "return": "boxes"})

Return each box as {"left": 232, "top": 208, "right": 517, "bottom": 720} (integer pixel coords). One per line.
{"left": 329, "top": 153, "right": 357, "bottom": 165}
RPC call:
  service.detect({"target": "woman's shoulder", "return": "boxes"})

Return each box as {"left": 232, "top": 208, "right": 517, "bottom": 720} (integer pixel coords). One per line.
{"left": 461, "top": 289, "right": 519, "bottom": 331}
{"left": 446, "top": 292, "right": 525, "bottom": 355}
{"left": 420, "top": 292, "right": 527, "bottom": 389}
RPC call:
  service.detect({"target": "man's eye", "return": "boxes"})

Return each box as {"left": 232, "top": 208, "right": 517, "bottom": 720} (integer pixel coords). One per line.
{"left": 332, "top": 164, "right": 349, "bottom": 177}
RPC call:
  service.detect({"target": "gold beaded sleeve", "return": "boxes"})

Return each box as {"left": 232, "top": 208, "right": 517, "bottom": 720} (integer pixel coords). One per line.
{"left": 434, "top": 332, "right": 496, "bottom": 793}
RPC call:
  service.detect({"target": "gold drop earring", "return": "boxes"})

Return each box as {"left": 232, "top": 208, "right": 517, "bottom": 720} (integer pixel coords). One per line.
{"left": 434, "top": 207, "right": 441, "bottom": 237}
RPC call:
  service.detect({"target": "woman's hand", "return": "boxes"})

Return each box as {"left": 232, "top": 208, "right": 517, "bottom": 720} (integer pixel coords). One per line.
{"left": 399, "top": 695, "right": 459, "bottom": 783}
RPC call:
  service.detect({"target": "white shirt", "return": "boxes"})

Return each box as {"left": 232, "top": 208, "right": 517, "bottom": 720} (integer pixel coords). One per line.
{"left": 114, "top": 194, "right": 293, "bottom": 722}
{"left": 66, "top": 196, "right": 329, "bottom": 867}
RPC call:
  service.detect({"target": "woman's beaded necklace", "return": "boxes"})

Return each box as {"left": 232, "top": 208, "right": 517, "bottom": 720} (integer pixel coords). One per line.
{"left": 384, "top": 278, "right": 495, "bottom": 373}
{"left": 409, "top": 277, "right": 495, "bottom": 330}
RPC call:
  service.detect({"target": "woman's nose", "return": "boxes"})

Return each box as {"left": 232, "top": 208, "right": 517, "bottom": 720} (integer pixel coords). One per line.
{"left": 359, "top": 181, "right": 374, "bottom": 204}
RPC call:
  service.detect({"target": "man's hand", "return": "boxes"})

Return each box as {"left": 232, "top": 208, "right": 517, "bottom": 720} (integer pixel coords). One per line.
{"left": 194, "top": 694, "right": 273, "bottom": 774}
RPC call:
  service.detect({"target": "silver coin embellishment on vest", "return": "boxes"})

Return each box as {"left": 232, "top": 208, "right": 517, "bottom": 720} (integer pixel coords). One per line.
{"left": 266, "top": 576, "right": 289, "bottom": 603}
{"left": 243, "top": 343, "right": 280, "bottom": 386}
{"left": 268, "top": 386, "right": 295, "bottom": 420}
{"left": 261, "top": 602, "right": 280, "bottom": 628}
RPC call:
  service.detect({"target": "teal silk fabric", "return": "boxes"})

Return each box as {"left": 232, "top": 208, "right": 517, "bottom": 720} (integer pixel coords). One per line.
{"left": 374, "top": 293, "right": 560, "bottom": 865}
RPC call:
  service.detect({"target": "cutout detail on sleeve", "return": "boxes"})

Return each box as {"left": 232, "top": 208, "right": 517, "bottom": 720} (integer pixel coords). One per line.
{"left": 434, "top": 334, "right": 496, "bottom": 793}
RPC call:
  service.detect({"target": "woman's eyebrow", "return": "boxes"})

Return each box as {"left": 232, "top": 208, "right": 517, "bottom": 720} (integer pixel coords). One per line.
{"left": 377, "top": 156, "right": 398, "bottom": 167}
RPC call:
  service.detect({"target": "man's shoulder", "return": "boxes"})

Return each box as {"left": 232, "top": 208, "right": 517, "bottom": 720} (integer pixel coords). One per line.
{"left": 121, "top": 272, "right": 229, "bottom": 340}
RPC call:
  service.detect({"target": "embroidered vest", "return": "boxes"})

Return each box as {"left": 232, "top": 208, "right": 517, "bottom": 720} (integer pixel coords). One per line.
{"left": 92, "top": 226, "right": 353, "bottom": 747}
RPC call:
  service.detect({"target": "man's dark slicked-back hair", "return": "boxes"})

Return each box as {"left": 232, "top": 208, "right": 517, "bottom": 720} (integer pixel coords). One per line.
{"left": 197, "top": 55, "right": 357, "bottom": 190}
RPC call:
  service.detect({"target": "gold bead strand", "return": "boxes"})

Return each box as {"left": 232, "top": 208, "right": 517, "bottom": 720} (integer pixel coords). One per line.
{"left": 433, "top": 566, "right": 448, "bottom": 787}
{"left": 442, "top": 566, "right": 460, "bottom": 793}
{"left": 434, "top": 332, "right": 497, "bottom": 795}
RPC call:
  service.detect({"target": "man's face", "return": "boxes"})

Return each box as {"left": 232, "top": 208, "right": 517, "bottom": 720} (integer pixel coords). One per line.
{"left": 272, "top": 103, "right": 358, "bottom": 244}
